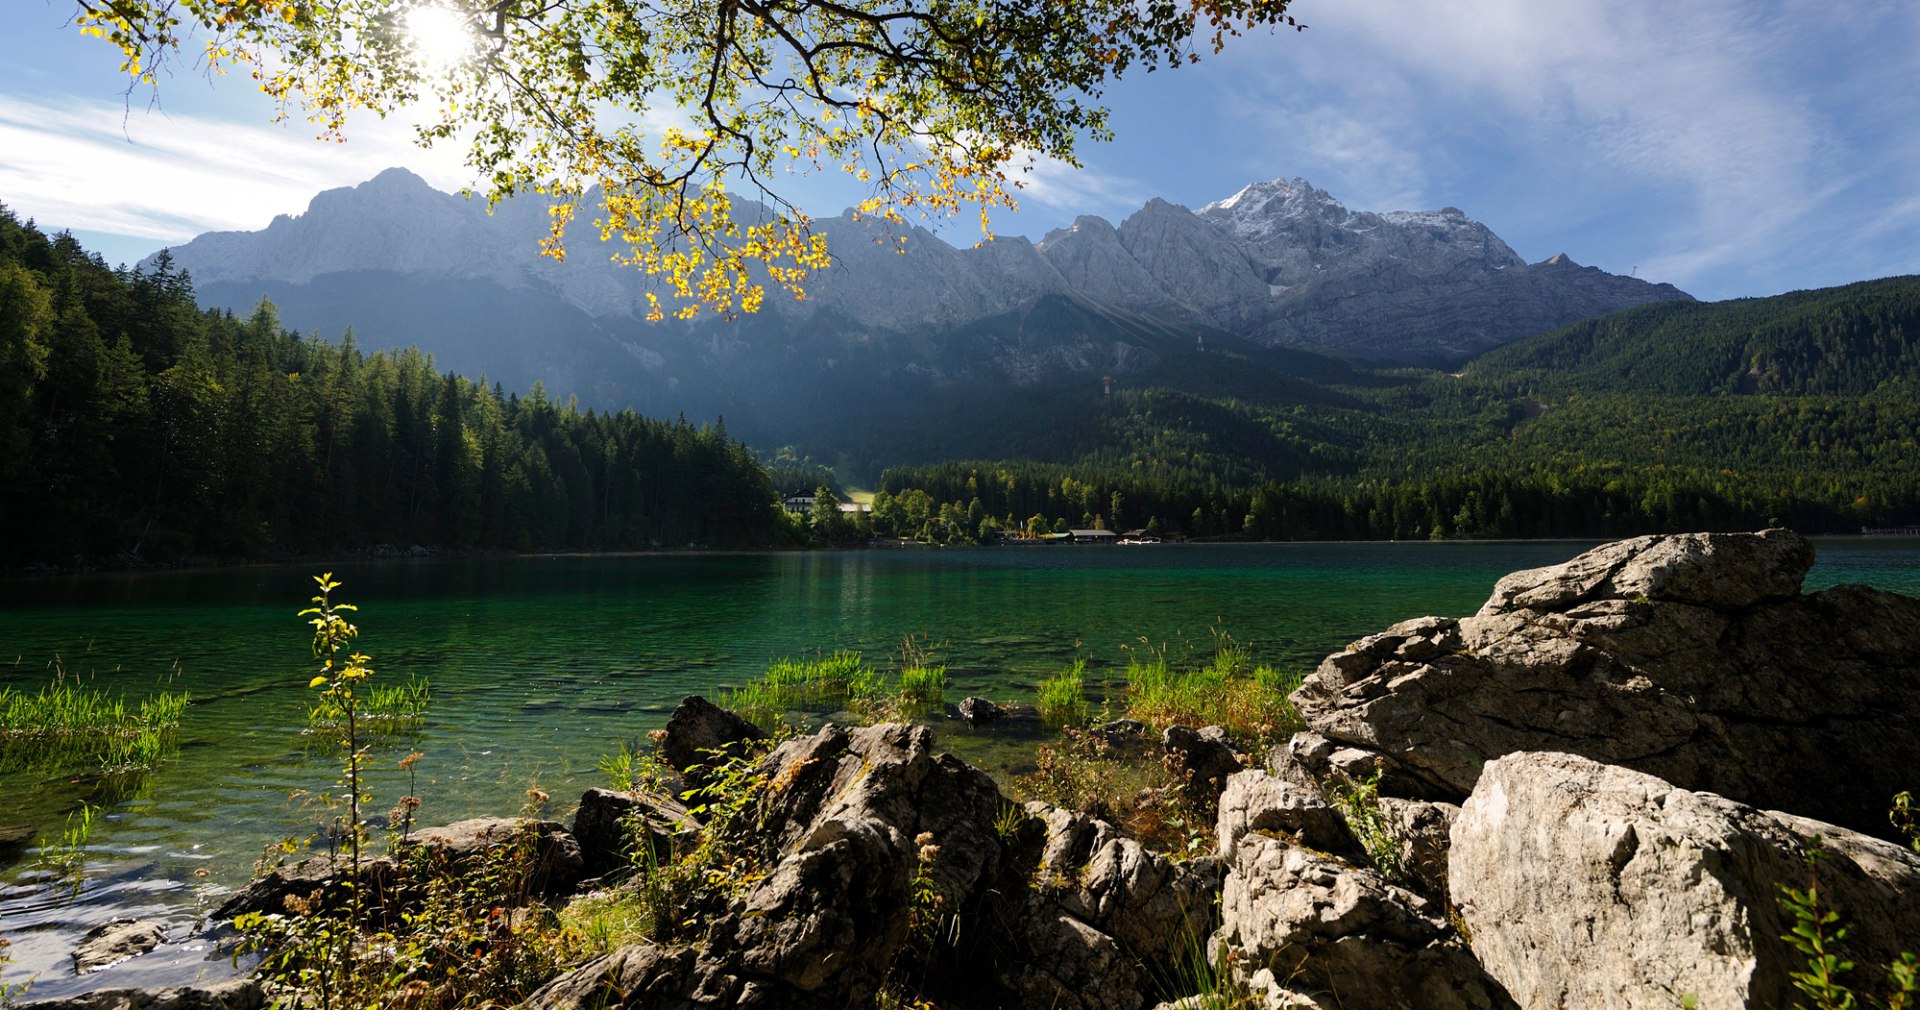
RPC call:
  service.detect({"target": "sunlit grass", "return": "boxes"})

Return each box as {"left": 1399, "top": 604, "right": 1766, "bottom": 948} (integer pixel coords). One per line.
{"left": 306, "top": 676, "right": 430, "bottom": 737}
{"left": 0, "top": 668, "right": 190, "bottom": 774}
{"left": 1036, "top": 659, "right": 1089, "bottom": 730}
{"left": 722, "top": 645, "right": 959, "bottom": 728}
{"left": 1123, "top": 643, "right": 1303, "bottom": 747}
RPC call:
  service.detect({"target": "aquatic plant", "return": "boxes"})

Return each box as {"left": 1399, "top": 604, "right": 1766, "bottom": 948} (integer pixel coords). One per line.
{"left": 306, "top": 674, "right": 430, "bottom": 739}
{"left": 0, "top": 665, "right": 188, "bottom": 775}
{"left": 34, "top": 803, "right": 97, "bottom": 889}
{"left": 722, "top": 648, "right": 959, "bottom": 728}
{"left": 1036, "top": 659, "right": 1089, "bottom": 730}
{"left": 1122, "top": 640, "right": 1303, "bottom": 747}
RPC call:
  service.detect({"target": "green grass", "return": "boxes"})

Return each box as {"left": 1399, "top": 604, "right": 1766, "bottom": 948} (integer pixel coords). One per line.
{"left": 36, "top": 803, "right": 98, "bottom": 886}
{"left": 0, "top": 671, "right": 190, "bottom": 774}
{"left": 1036, "top": 660, "right": 1089, "bottom": 730}
{"left": 721, "top": 647, "right": 958, "bottom": 728}
{"left": 1122, "top": 644, "right": 1304, "bottom": 747}
{"left": 306, "top": 676, "right": 430, "bottom": 737}
{"left": 721, "top": 650, "right": 887, "bottom": 728}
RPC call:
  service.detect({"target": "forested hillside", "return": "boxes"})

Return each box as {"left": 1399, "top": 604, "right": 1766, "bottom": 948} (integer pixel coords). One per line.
{"left": 0, "top": 207, "right": 783, "bottom": 566}
{"left": 872, "top": 277, "right": 1920, "bottom": 542}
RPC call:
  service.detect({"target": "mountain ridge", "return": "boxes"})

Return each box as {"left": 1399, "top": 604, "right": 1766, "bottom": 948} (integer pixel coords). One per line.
{"left": 150, "top": 168, "right": 1689, "bottom": 359}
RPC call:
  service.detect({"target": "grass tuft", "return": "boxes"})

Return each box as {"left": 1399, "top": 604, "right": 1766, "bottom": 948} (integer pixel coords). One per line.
{"left": 0, "top": 666, "right": 189, "bottom": 774}
{"left": 1122, "top": 642, "right": 1303, "bottom": 748}
{"left": 1036, "top": 660, "right": 1089, "bottom": 730}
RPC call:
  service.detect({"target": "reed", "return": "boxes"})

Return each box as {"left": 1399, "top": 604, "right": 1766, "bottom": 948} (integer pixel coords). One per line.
{"left": 1123, "top": 644, "right": 1303, "bottom": 747}
{"left": 0, "top": 668, "right": 190, "bottom": 774}
{"left": 1036, "top": 659, "right": 1089, "bottom": 730}
{"left": 307, "top": 676, "right": 430, "bottom": 738}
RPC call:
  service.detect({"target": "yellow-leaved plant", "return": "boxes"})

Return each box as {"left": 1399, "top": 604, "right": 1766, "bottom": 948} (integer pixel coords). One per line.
{"left": 71, "top": 0, "right": 1302, "bottom": 320}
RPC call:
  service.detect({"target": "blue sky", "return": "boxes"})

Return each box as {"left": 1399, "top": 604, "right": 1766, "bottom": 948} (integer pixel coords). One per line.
{"left": 1, "top": 0, "right": 1915, "bottom": 302}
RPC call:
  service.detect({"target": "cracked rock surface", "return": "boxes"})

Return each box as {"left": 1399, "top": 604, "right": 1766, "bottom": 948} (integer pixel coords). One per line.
{"left": 1452, "top": 751, "right": 1920, "bottom": 1010}
{"left": 1291, "top": 529, "right": 1920, "bottom": 838}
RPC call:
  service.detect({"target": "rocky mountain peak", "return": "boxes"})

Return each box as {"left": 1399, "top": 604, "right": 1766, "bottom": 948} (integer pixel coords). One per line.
{"left": 147, "top": 167, "right": 1692, "bottom": 373}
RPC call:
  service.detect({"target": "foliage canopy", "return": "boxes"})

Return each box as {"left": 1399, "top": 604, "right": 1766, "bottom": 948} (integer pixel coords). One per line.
{"left": 73, "top": 0, "right": 1300, "bottom": 319}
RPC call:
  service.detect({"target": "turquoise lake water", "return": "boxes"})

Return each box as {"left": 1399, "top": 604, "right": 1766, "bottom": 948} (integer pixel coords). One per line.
{"left": 2, "top": 538, "right": 1916, "bottom": 994}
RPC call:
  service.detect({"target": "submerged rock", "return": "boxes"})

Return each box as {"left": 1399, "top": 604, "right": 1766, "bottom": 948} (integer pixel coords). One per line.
{"left": 1291, "top": 530, "right": 1920, "bottom": 838}
{"left": 1452, "top": 751, "right": 1920, "bottom": 1010}
{"left": 956, "top": 696, "right": 1002, "bottom": 725}
{"left": 72, "top": 919, "right": 167, "bottom": 973}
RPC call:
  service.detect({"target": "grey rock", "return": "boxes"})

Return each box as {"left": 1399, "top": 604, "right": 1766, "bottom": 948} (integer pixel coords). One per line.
{"left": 956, "top": 696, "right": 1002, "bottom": 725}
{"left": 1214, "top": 769, "right": 1361, "bottom": 861}
{"left": 1291, "top": 530, "right": 1920, "bottom": 838}
{"left": 72, "top": 919, "right": 167, "bottom": 973}
{"left": 216, "top": 816, "right": 580, "bottom": 922}
{"left": 1374, "top": 797, "right": 1458, "bottom": 901}
{"left": 571, "top": 787, "right": 697, "bottom": 880}
{"left": 540, "top": 723, "right": 1011, "bottom": 1008}
{"left": 212, "top": 849, "right": 396, "bottom": 921}
{"left": 16, "top": 978, "right": 262, "bottom": 1009}
{"left": 1006, "top": 913, "right": 1147, "bottom": 1010}
{"left": 1162, "top": 726, "right": 1245, "bottom": 818}
{"left": 520, "top": 945, "right": 720, "bottom": 1010}
{"left": 1023, "top": 802, "right": 1222, "bottom": 972}
{"left": 529, "top": 722, "right": 1226, "bottom": 1010}
{"left": 1451, "top": 751, "right": 1920, "bottom": 1010}
{"left": 655, "top": 696, "right": 767, "bottom": 791}
{"left": 403, "top": 816, "right": 584, "bottom": 898}
{"left": 1212, "top": 834, "right": 1516, "bottom": 1010}
{"left": 1477, "top": 527, "right": 1812, "bottom": 613}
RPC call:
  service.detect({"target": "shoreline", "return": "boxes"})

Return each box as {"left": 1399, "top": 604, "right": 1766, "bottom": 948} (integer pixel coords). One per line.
{"left": 7, "top": 530, "right": 1913, "bottom": 582}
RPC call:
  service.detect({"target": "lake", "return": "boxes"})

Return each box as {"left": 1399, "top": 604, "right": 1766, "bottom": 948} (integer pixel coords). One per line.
{"left": 3, "top": 538, "right": 1917, "bottom": 995}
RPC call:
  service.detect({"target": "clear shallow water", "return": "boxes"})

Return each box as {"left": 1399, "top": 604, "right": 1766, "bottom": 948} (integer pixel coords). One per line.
{"left": 2, "top": 538, "right": 1916, "bottom": 994}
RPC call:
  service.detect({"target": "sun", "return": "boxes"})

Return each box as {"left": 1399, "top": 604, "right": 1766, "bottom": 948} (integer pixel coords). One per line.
{"left": 405, "top": 4, "right": 476, "bottom": 73}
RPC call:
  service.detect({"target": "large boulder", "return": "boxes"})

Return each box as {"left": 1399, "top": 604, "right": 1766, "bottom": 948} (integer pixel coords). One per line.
{"left": 655, "top": 695, "right": 767, "bottom": 790}
{"left": 1214, "top": 769, "right": 1362, "bottom": 862}
{"left": 530, "top": 716, "right": 1232, "bottom": 1010}
{"left": 1451, "top": 751, "right": 1920, "bottom": 1010}
{"left": 571, "top": 787, "right": 697, "bottom": 880}
{"left": 1013, "top": 802, "right": 1222, "bottom": 1000}
{"left": 215, "top": 816, "right": 580, "bottom": 921}
{"left": 1291, "top": 530, "right": 1920, "bottom": 837}
{"left": 528, "top": 722, "right": 1013, "bottom": 1009}
{"left": 1212, "top": 833, "right": 1517, "bottom": 1010}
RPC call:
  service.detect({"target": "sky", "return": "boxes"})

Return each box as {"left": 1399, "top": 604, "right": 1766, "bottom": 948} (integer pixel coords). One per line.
{"left": 1, "top": 0, "right": 1916, "bottom": 303}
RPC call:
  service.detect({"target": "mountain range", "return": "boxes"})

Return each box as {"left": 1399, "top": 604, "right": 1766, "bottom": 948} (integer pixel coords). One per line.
{"left": 150, "top": 169, "right": 1689, "bottom": 453}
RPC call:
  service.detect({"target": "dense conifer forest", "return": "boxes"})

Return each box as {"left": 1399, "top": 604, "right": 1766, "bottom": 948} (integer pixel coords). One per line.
{"left": 871, "top": 278, "right": 1920, "bottom": 542}
{"left": 0, "top": 207, "right": 784, "bottom": 566}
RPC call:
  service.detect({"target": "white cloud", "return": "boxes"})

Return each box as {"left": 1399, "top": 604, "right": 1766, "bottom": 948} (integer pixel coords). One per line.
{"left": 1009, "top": 154, "right": 1155, "bottom": 217}
{"left": 0, "top": 93, "right": 473, "bottom": 246}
